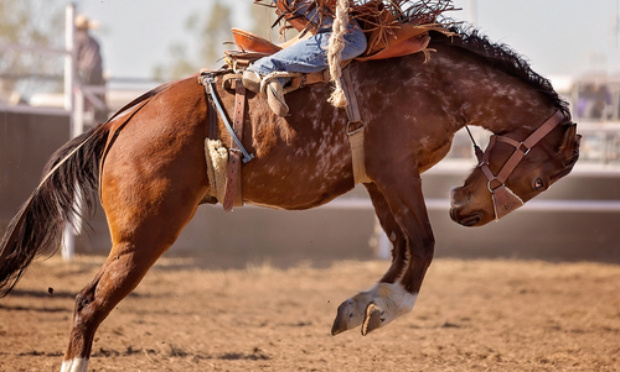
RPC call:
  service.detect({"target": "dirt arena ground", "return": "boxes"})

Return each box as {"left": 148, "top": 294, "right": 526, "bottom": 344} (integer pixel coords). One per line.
{"left": 0, "top": 255, "right": 618, "bottom": 372}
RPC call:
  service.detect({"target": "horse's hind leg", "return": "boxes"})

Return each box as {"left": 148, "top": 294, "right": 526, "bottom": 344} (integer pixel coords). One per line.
{"left": 61, "top": 181, "right": 205, "bottom": 371}
{"left": 60, "top": 247, "right": 170, "bottom": 371}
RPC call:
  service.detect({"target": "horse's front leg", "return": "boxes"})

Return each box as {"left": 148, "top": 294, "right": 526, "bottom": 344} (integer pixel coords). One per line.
{"left": 331, "top": 183, "right": 408, "bottom": 335}
{"left": 365, "top": 183, "right": 408, "bottom": 284}
{"left": 331, "top": 169, "right": 434, "bottom": 336}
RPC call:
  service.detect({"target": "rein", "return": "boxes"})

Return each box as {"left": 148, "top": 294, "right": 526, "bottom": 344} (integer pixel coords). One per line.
{"left": 470, "top": 110, "right": 565, "bottom": 220}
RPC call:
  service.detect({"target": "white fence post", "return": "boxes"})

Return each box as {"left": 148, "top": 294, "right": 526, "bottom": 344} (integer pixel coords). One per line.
{"left": 61, "top": 3, "right": 77, "bottom": 261}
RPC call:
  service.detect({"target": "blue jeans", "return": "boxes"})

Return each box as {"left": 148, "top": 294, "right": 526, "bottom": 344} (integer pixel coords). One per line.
{"left": 249, "top": 0, "right": 367, "bottom": 76}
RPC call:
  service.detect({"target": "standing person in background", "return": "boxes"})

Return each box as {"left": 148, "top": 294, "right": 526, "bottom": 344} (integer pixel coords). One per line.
{"left": 75, "top": 14, "right": 108, "bottom": 123}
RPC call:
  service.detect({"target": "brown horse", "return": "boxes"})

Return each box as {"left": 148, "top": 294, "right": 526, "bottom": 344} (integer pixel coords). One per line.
{"left": 0, "top": 27, "right": 579, "bottom": 371}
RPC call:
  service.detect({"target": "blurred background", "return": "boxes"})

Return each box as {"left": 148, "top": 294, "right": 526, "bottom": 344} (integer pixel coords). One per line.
{"left": 1, "top": 0, "right": 620, "bottom": 267}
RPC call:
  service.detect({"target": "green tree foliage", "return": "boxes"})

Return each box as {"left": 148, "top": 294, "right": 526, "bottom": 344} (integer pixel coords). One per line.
{"left": 153, "top": 1, "right": 234, "bottom": 80}
{"left": 250, "top": 1, "right": 286, "bottom": 42}
{"left": 153, "top": 0, "right": 286, "bottom": 80}
{"left": 202, "top": 1, "right": 234, "bottom": 65}
{"left": 0, "top": 1, "right": 64, "bottom": 96}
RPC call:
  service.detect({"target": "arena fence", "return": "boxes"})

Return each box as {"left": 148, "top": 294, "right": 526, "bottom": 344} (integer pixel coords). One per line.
{"left": 0, "top": 4, "right": 83, "bottom": 260}
{"left": 2, "top": 5, "right": 620, "bottom": 261}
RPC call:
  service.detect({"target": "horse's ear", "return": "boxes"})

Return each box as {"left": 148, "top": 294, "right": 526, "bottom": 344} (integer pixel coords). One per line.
{"left": 558, "top": 125, "right": 581, "bottom": 165}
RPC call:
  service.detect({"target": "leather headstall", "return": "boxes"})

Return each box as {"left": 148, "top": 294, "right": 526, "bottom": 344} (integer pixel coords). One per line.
{"left": 476, "top": 110, "right": 565, "bottom": 221}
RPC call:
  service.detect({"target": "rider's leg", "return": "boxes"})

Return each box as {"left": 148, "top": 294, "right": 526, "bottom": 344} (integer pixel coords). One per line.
{"left": 243, "top": 22, "right": 366, "bottom": 116}
{"left": 248, "top": 24, "right": 367, "bottom": 76}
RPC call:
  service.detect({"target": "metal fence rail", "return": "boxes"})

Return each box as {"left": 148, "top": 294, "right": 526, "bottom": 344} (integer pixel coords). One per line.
{"left": 322, "top": 198, "right": 620, "bottom": 212}
{"left": 1, "top": 4, "right": 79, "bottom": 260}
{"left": 3, "top": 5, "right": 620, "bottom": 261}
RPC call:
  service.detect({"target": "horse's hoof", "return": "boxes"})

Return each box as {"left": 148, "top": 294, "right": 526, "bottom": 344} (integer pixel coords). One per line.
{"left": 331, "top": 282, "right": 417, "bottom": 336}
{"left": 361, "top": 302, "right": 384, "bottom": 335}
{"left": 331, "top": 298, "right": 364, "bottom": 336}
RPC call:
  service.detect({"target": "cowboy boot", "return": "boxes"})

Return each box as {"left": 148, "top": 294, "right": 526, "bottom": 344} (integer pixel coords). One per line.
{"left": 242, "top": 70, "right": 261, "bottom": 93}
{"left": 266, "top": 79, "right": 289, "bottom": 117}
{"left": 242, "top": 70, "right": 289, "bottom": 116}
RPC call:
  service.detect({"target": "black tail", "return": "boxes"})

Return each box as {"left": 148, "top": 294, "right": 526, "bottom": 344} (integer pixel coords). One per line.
{"left": 0, "top": 124, "right": 109, "bottom": 297}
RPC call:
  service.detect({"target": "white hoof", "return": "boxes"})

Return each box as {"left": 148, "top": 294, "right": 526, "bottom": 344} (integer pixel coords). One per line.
{"left": 60, "top": 358, "right": 89, "bottom": 372}
{"left": 331, "top": 282, "right": 417, "bottom": 336}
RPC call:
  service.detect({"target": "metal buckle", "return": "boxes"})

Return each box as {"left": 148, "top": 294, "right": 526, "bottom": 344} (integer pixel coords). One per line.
{"left": 346, "top": 121, "right": 365, "bottom": 136}
{"left": 487, "top": 179, "right": 503, "bottom": 193}
{"left": 518, "top": 142, "right": 531, "bottom": 155}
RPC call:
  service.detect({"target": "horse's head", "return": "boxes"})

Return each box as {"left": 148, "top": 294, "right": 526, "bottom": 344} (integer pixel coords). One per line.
{"left": 449, "top": 111, "right": 581, "bottom": 227}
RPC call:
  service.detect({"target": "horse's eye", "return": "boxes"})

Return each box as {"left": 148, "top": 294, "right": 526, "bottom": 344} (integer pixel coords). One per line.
{"left": 534, "top": 178, "right": 544, "bottom": 190}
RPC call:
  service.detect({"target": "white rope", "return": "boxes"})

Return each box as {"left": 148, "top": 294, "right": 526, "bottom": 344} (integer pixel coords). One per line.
{"left": 327, "top": 0, "right": 350, "bottom": 108}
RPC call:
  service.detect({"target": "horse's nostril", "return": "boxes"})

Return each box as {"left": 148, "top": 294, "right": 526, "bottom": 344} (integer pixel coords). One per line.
{"left": 449, "top": 186, "right": 469, "bottom": 208}
{"left": 449, "top": 186, "right": 458, "bottom": 200}
{"left": 449, "top": 208, "right": 458, "bottom": 222}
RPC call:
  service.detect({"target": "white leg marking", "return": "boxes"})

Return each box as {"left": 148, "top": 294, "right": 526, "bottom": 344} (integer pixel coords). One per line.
{"left": 370, "top": 282, "right": 417, "bottom": 321}
{"left": 60, "top": 358, "right": 89, "bottom": 372}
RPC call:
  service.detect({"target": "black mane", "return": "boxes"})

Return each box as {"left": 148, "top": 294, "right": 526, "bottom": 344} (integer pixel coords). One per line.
{"left": 431, "top": 25, "right": 570, "bottom": 118}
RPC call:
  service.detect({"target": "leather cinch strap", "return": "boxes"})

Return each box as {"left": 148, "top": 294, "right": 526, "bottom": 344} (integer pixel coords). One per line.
{"left": 342, "top": 68, "right": 371, "bottom": 184}
{"left": 223, "top": 82, "right": 247, "bottom": 211}
{"left": 199, "top": 72, "right": 254, "bottom": 212}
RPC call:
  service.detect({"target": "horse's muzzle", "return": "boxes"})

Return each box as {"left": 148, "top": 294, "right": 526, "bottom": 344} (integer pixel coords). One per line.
{"left": 449, "top": 187, "right": 485, "bottom": 226}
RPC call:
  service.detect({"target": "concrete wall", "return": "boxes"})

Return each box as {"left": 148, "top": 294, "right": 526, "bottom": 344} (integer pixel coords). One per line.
{"left": 2, "top": 113, "right": 619, "bottom": 267}
{"left": 422, "top": 171, "right": 620, "bottom": 263}
{"left": 0, "top": 111, "right": 70, "bottom": 226}
{"left": 79, "top": 169, "right": 620, "bottom": 266}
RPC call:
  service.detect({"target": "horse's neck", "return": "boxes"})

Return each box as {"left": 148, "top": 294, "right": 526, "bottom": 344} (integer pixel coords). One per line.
{"left": 432, "top": 46, "right": 555, "bottom": 136}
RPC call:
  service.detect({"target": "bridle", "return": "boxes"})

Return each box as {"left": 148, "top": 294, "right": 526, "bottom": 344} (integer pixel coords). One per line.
{"left": 468, "top": 110, "right": 565, "bottom": 221}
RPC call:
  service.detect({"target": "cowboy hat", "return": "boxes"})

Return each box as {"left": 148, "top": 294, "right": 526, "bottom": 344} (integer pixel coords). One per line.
{"left": 75, "top": 14, "right": 100, "bottom": 31}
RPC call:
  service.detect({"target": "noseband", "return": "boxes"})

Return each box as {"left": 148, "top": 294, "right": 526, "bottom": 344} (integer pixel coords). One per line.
{"left": 474, "top": 110, "right": 565, "bottom": 221}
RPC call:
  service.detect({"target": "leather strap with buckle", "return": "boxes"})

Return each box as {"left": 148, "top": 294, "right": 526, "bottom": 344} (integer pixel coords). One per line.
{"left": 341, "top": 67, "right": 371, "bottom": 184}
{"left": 223, "top": 82, "right": 248, "bottom": 211}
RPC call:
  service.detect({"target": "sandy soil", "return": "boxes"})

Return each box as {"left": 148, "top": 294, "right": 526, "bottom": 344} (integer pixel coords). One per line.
{"left": 0, "top": 255, "right": 618, "bottom": 372}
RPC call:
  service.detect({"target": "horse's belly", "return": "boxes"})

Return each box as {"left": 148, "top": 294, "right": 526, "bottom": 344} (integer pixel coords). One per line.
{"left": 242, "top": 156, "right": 354, "bottom": 210}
